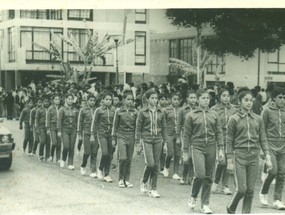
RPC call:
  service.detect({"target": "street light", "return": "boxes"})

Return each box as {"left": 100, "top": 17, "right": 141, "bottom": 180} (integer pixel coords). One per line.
{"left": 109, "top": 33, "right": 123, "bottom": 85}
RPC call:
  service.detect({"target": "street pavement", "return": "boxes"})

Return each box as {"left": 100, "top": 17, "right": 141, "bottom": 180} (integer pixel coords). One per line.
{"left": 0, "top": 120, "right": 284, "bottom": 214}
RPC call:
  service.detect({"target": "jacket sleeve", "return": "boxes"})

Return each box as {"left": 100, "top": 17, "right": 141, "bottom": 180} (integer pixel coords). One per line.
{"left": 259, "top": 117, "right": 270, "bottom": 155}
{"left": 214, "top": 112, "right": 224, "bottom": 149}
{"left": 19, "top": 108, "right": 26, "bottom": 127}
{"left": 57, "top": 108, "right": 64, "bottom": 132}
{"left": 226, "top": 116, "right": 236, "bottom": 158}
{"left": 261, "top": 108, "right": 269, "bottom": 131}
{"left": 35, "top": 109, "right": 40, "bottom": 128}
{"left": 176, "top": 108, "right": 183, "bottom": 138}
{"left": 91, "top": 108, "right": 100, "bottom": 135}
{"left": 135, "top": 110, "right": 143, "bottom": 141}
{"left": 111, "top": 109, "right": 120, "bottom": 139}
{"left": 77, "top": 108, "right": 84, "bottom": 134}
{"left": 183, "top": 113, "right": 192, "bottom": 153}
{"left": 46, "top": 107, "right": 51, "bottom": 130}
{"left": 161, "top": 111, "right": 167, "bottom": 143}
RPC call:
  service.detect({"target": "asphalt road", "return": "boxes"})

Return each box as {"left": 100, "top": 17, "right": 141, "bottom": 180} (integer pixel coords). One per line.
{"left": 0, "top": 120, "right": 284, "bottom": 214}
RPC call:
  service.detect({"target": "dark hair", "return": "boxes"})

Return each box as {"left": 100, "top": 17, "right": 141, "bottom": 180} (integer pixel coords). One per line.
{"left": 217, "top": 87, "right": 229, "bottom": 98}
{"left": 101, "top": 90, "right": 113, "bottom": 100}
{"left": 158, "top": 93, "right": 167, "bottom": 100}
{"left": 187, "top": 90, "right": 196, "bottom": 97}
{"left": 87, "top": 94, "right": 96, "bottom": 100}
{"left": 122, "top": 90, "right": 133, "bottom": 99}
{"left": 196, "top": 89, "right": 208, "bottom": 99}
{"left": 65, "top": 93, "right": 74, "bottom": 99}
{"left": 52, "top": 94, "right": 61, "bottom": 100}
{"left": 238, "top": 90, "right": 252, "bottom": 102}
{"left": 271, "top": 87, "right": 285, "bottom": 100}
{"left": 145, "top": 89, "right": 157, "bottom": 99}
{"left": 170, "top": 92, "right": 180, "bottom": 99}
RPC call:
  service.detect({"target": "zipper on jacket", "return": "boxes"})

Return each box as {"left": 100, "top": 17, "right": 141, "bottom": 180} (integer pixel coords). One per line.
{"left": 279, "top": 109, "right": 282, "bottom": 140}
{"left": 246, "top": 114, "right": 251, "bottom": 151}
{"left": 203, "top": 111, "right": 208, "bottom": 144}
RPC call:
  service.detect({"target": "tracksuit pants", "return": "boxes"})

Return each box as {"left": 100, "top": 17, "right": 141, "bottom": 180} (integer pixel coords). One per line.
{"left": 49, "top": 129, "right": 61, "bottom": 162}
{"left": 182, "top": 157, "right": 194, "bottom": 183}
{"left": 228, "top": 149, "right": 259, "bottom": 214}
{"left": 39, "top": 128, "right": 50, "bottom": 160}
{"left": 81, "top": 133, "right": 99, "bottom": 173}
{"left": 98, "top": 133, "right": 114, "bottom": 176}
{"left": 61, "top": 128, "right": 77, "bottom": 165}
{"left": 191, "top": 144, "right": 216, "bottom": 206}
{"left": 165, "top": 136, "right": 181, "bottom": 174}
{"left": 142, "top": 138, "right": 163, "bottom": 191}
{"left": 260, "top": 149, "right": 285, "bottom": 201}
{"left": 117, "top": 134, "right": 135, "bottom": 182}
{"left": 23, "top": 124, "right": 33, "bottom": 153}
{"left": 214, "top": 158, "right": 230, "bottom": 187}
{"left": 32, "top": 126, "right": 40, "bottom": 154}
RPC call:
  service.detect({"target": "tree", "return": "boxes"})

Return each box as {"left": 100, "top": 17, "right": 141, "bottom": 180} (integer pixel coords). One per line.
{"left": 166, "top": 9, "right": 285, "bottom": 86}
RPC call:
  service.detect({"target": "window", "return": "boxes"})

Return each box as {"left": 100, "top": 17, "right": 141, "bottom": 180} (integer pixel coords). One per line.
{"left": 135, "top": 9, "right": 146, "bottom": 24}
{"left": 267, "top": 47, "right": 285, "bottom": 75}
{"left": 20, "top": 27, "right": 63, "bottom": 62}
{"left": 206, "top": 56, "right": 225, "bottom": 75}
{"left": 8, "top": 27, "right": 15, "bottom": 62}
{"left": 68, "top": 10, "right": 93, "bottom": 21}
{"left": 135, "top": 31, "right": 146, "bottom": 65}
{"left": 169, "top": 40, "right": 178, "bottom": 59}
{"left": 20, "top": 10, "right": 62, "bottom": 20}
{"left": 8, "top": 10, "right": 15, "bottom": 19}
{"left": 180, "top": 38, "right": 194, "bottom": 64}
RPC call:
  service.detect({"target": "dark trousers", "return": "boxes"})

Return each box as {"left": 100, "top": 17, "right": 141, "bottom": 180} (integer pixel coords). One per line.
{"left": 191, "top": 145, "right": 216, "bottom": 206}
{"left": 261, "top": 149, "right": 285, "bottom": 201}
{"left": 214, "top": 160, "right": 230, "bottom": 187}
{"left": 182, "top": 157, "right": 194, "bottom": 183}
{"left": 61, "top": 129, "right": 77, "bottom": 165}
{"left": 81, "top": 133, "right": 99, "bottom": 173}
{"left": 165, "top": 136, "right": 181, "bottom": 174}
{"left": 228, "top": 149, "right": 259, "bottom": 214}
{"left": 142, "top": 138, "right": 163, "bottom": 190}
{"left": 23, "top": 124, "right": 33, "bottom": 153}
{"left": 98, "top": 134, "right": 114, "bottom": 176}
{"left": 49, "top": 130, "right": 61, "bottom": 161}
{"left": 32, "top": 126, "right": 40, "bottom": 154}
{"left": 39, "top": 128, "right": 50, "bottom": 160}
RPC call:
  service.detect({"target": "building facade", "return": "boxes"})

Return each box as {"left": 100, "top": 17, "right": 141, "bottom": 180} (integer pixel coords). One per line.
{"left": 0, "top": 9, "right": 150, "bottom": 90}
{"left": 150, "top": 28, "right": 285, "bottom": 89}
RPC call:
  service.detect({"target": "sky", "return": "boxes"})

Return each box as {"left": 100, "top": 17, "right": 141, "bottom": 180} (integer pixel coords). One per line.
{"left": 149, "top": 9, "right": 178, "bottom": 33}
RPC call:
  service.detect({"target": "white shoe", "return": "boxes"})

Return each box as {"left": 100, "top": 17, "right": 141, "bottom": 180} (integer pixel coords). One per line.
{"left": 60, "top": 160, "right": 65, "bottom": 168}
{"left": 180, "top": 179, "right": 185, "bottom": 185}
{"left": 273, "top": 200, "right": 285, "bottom": 210}
{"left": 222, "top": 187, "right": 232, "bottom": 195}
{"left": 140, "top": 181, "right": 148, "bottom": 194}
{"left": 68, "top": 165, "right": 75, "bottom": 170}
{"left": 47, "top": 156, "right": 53, "bottom": 163}
{"left": 97, "top": 169, "right": 104, "bottom": 180}
{"left": 272, "top": 178, "right": 276, "bottom": 185}
{"left": 211, "top": 183, "right": 219, "bottom": 193}
{"left": 261, "top": 172, "right": 268, "bottom": 183}
{"left": 259, "top": 193, "right": 268, "bottom": 206}
{"left": 172, "top": 173, "right": 181, "bottom": 180}
{"left": 118, "top": 180, "right": 125, "bottom": 188}
{"left": 163, "top": 168, "right": 169, "bottom": 177}
{"left": 80, "top": 167, "right": 86, "bottom": 175}
{"left": 104, "top": 175, "right": 113, "bottom": 183}
{"left": 201, "top": 205, "right": 213, "bottom": 214}
{"left": 188, "top": 197, "right": 196, "bottom": 210}
{"left": 125, "top": 181, "right": 133, "bottom": 188}
{"left": 149, "top": 190, "right": 160, "bottom": 198}
{"left": 90, "top": 172, "right": 97, "bottom": 178}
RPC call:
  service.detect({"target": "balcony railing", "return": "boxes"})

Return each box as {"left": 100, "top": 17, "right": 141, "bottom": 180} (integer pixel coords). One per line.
{"left": 25, "top": 50, "right": 114, "bottom": 66}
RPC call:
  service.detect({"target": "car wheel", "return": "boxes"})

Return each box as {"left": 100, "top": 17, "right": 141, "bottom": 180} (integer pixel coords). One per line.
{"left": 0, "top": 153, "right": 12, "bottom": 170}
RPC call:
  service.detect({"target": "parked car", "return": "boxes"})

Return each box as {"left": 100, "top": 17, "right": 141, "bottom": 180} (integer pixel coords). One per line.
{"left": 0, "top": 119, "right": 15, "bottom": 170}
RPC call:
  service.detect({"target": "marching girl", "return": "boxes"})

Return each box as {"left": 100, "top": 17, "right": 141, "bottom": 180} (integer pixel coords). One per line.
{"left": 211, "top": 87, "right": 237, "bottom": 195}
{"left": 46, "top": 94, "right": 61, "bottom": 163}
{"left": 31, "top": 98, "right": 42, "bottom": 155}
{"left": 91, "top": 91, "right": 115, "bottom": 182}
{"left": 177, "top": 90, "right": 197, "bottom": 185}
{"left": 112, "top": 90, "right": 137, "bottom": 188}
{"left": 226, "top": 89, "right": 272, "bottom": 214}
{"left": 259, "top": 87, "right": 285, "bottom": 209}
{"left": 162, "top": 93, "right": 181, "bottom": 180}
{"left": 136, "top": 89, "right": 167, "bottom": 198}
{"left": 183, "top": 89, "right": 224, "bottom": 214}
{"left": 57, "top": 93, "right": 79, "bottom": 170}
{"left": 78, "top": 94, "right": 98, "bottom": 178}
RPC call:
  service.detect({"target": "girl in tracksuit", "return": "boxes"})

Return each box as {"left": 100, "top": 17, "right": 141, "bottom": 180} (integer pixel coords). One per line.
{"left": 19, "top": 99, "right": 34, "bottom": 155}
{"left": 226, "top": 90, "right": 272, "bottom": 214}
{"left": 112, "top": 90, "right": 137, "bottom": 188}
{"left": 177, "top": 90, "right": 197, "bottom": 185}
{"left": 91, "top": 91, "right": 115, "bottom": 183}
{"left": 31, "top": 98, "right": 42, "bottom": 155}
{"left": 46, "top": 94, "right": 62, "bottom": 163}
{"left": 78, "top": 94, "right": 99, "bottom": 178}
{"left": 57, "top": 93, "right": 79, "bottom": 170}
{"left": 35, "top": 96, "right": 51, "bottom": 162}
{"left": 183, "top": 89, "right": 224, "bottom": 214}
{"left": 211, "top": 88, "right": 237, "bottom": 195}
{"left": 259, "top": 87, "right": 285, "bottom": 210}
{"left": 136, "top": 89, "right": 167, "bottom": 198}
{"left": 162, "top": 93, "right": 181, "bottom": 180}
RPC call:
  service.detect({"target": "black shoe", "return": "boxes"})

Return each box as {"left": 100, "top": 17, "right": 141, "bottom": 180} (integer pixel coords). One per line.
{"left": 227, "top": 205, "right": 235, "bottom": 214}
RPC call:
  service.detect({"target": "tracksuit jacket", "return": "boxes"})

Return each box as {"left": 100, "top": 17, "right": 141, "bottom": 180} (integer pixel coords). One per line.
{"left": 78, "top": 106, "right": 96, "bottom": 135}
{"left": 226, "top": 110, "right": 270, "bottom": 157}
{"left": 57, "top": 106, "right": 79, "bottom": 132}
{"left": 35, "top": 107, "right": 48, "bottom": 129}
{"left": 46, "top": 105, "right": 60, "bottom": 131}
{"left": 164, "top": 105, "right": 179, "bottom": 137}
{"left": 135, "top": 106, "right": 167, "bottom": 143}
{"left": 176, "top": 105, "right": 196, "bottom": 139}
{"left": 91, "top": 106, "right": 115, "bottom": 136}
{"left": 183, "top": 108, "right": 224, "bottom": 153}
{"left": 19, "top": 107, "right": 32, "bottom": 127}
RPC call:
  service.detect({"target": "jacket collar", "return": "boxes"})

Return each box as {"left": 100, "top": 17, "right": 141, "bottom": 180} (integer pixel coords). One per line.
{"left": 142, "top": 106, "right": 163, "bottom": 112}
{"left": 192, "top": 107, "right": 210, "bottom": 113}
{"left": 269, "top": 102, "right": 285, "bottom": 111}
{"left": 214, "top": 103, "right": 233, "bottom": 110}
{"left": 237, "top": 109, "right": 255, "bottom": 118}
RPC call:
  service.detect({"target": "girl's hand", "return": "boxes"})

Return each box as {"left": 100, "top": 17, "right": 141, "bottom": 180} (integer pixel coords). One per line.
{"left": 176, "top": 138, "right": 181, "bottom": 146}
{"left": 90, "top": 135, "right": 95, "bottom": 142}
{"left": 226, "top": 158, "right": 234, "bottom": 172}
{"left": 182, "top": 152, "right": 188, "bottom": 161}
{"left": 57, "top": 131, "right": 62, "bottom": 138}
{"left": 266, "top": 154, "right": 273, "bottom": 171}
{"left": 218, "top": 149, "right": 225, "bottom": 162}
{"left": 112, "top": 140, "right": 117, "bottom": 147}
{"left": 47, "top": 129, "right": 50, "bottom": 135}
